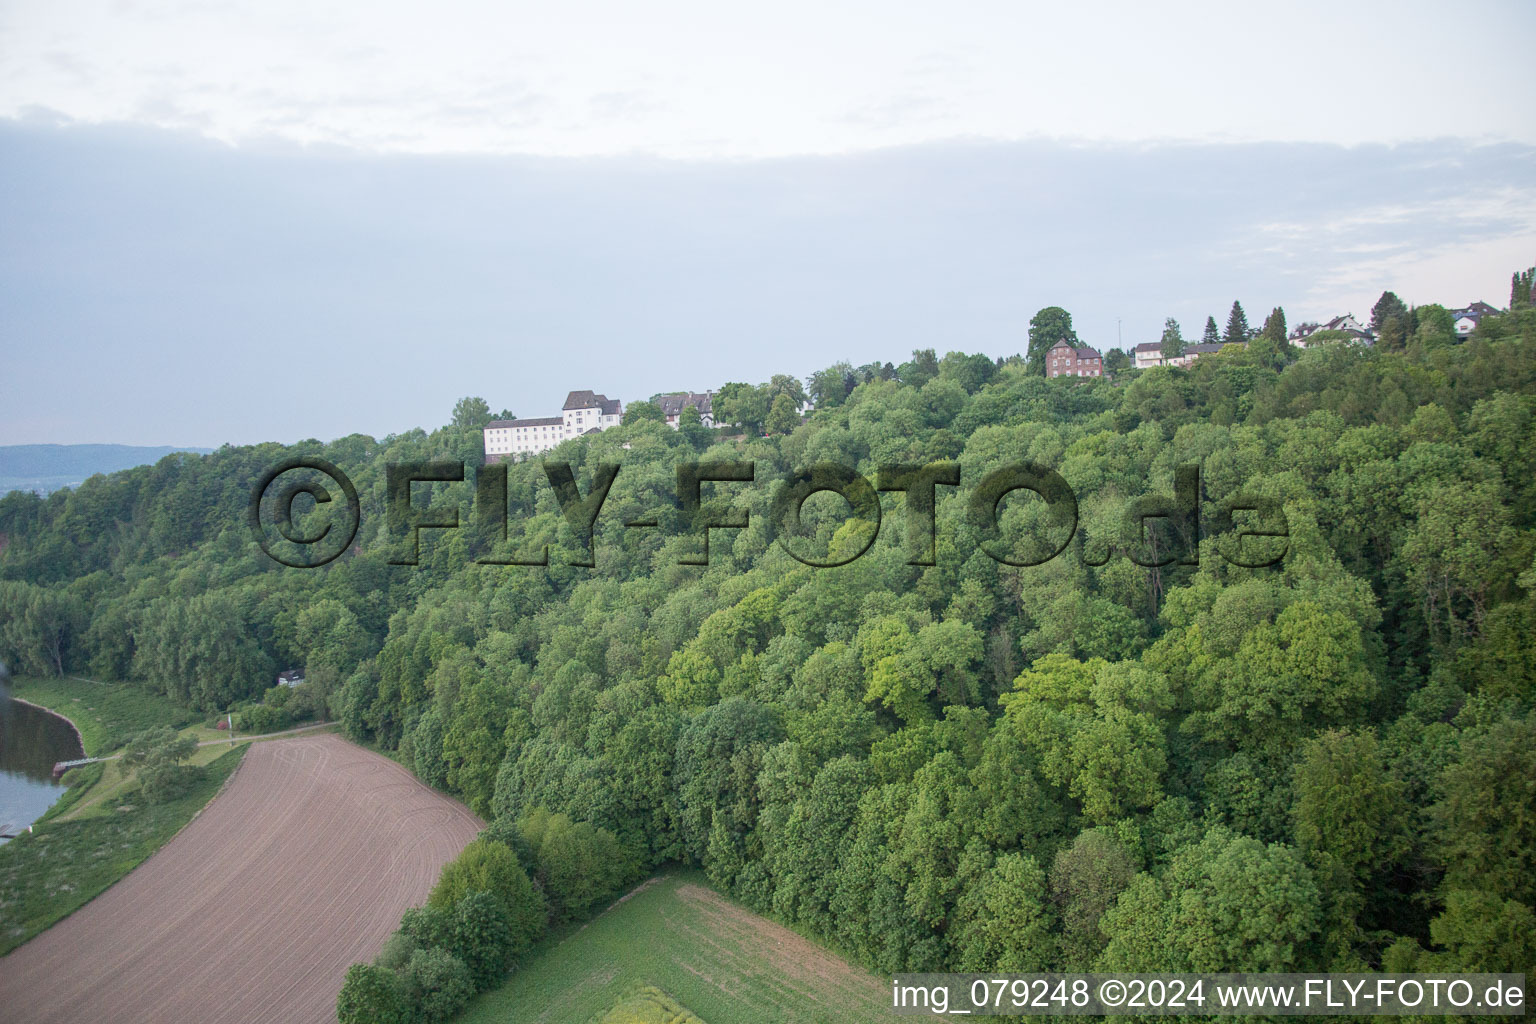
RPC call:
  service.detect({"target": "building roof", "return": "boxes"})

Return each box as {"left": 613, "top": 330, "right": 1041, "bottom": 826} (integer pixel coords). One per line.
{"left": 1453, "top": 301, "right": 1499, "bottom": 318}
{"left": 1292, "top": 315, "right": 1373, "bottom": 340}
{"left": 1133, "top": 341, "right": 1164, "bottom": 353}
{"left": 488, "top": 416, "right": 563, "bottom": 428}
{"left": 654, "top": 391, "right": 714, "bottom": 417}
{"left": 1048, "top": 340, "right": 1101, "bottom": 359}
{"left": 563, "top": 389, "right": 620, "bottom": 412}
{"left": 1322, "top": 314, "right": 1368, "bottom": 333}
{"left": 1182, "top": 343, "right": 1225, "bottom": 355}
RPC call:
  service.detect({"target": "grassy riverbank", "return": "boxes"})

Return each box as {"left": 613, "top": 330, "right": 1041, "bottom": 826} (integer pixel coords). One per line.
{"left": 11, "top": 676, "right": 195, "bottom": 756}
{"left": 0, "top": 745, "right": 245, "bottom": 956}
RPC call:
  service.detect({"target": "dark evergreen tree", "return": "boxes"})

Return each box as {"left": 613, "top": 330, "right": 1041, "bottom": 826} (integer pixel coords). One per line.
{"left": 1371, "top": 290, "right": 1412, "bottom": 351}
{"left": 1223, "top": 301, "right": 1250, "bottom": 345}
{"left": 1261, "top": 307, "right": 1287, "bottom": 343}
{"left": 1512, "top": 267, "right": 1533, "bottom": 308}
{"left": 1202, "top": 316, "right": 1221, "bottom": 346}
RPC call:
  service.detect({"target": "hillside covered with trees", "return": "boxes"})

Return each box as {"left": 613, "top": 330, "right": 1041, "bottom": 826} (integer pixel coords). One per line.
{"left": 2, "top": 290, "right": 1534, "bottom": 994}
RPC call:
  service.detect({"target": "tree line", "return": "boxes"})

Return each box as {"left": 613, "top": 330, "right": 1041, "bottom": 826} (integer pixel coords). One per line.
{"left": 2, "top": 280, "right": 1533, "bottom": 1011}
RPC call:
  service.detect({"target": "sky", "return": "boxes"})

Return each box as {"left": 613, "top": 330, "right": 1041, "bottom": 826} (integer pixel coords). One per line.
{"left": 2, "top": 1, "right": 1534, "bottom": 446}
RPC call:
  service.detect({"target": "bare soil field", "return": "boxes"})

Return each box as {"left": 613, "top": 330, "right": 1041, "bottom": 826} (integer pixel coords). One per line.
{"left": 0, "top": 733, "right": 482, "bottom": 1024}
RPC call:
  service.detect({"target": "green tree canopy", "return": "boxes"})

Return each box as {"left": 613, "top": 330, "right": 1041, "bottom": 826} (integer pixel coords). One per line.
{"left": 451, "top": 396, "right": 492, "bottom": 429}
{"left": 1160, "top": 318, "right": 1184, "bottom": 360}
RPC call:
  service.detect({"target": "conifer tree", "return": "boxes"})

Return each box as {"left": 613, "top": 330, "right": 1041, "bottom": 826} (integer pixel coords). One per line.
{"left": 1202, "top": 316, "right": 1221, "bottom": 346}
{"left": 1261, "top": 307, "right": 1287, "bottom": 343}
{"left": 1223, "top": 302, "right": 1250, "bottom": 345}
{"left": 1370, "top": 291, "right": 1409, "bottom": 334}
{"left": 1512, "top": 267, "right": 1534, "bottom": 308}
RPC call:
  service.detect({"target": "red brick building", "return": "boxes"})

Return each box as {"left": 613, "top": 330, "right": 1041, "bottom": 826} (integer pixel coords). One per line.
{"left": 1047, "top": 340, "right": 1104, "bottom": 378}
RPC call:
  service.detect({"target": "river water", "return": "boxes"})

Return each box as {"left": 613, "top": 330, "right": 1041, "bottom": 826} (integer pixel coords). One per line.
{"left": 0, "top": 695, "right": 87, "bottom": 841}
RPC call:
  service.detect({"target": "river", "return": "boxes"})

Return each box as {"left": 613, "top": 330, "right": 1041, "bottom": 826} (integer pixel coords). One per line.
{"left": 0, "top": 694, "right": 86, "bottom": 841}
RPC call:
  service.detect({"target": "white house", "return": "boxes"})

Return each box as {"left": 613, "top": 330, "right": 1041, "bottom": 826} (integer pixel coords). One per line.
{"left": 1450, "top": 301, "right": 1500, "bottom": 339}
{"left": 1289, "top": 314, "right": 1373, "bottom": 348}
{"left": 483, "top": 390, "right": 623, "bottom": 462}
{"left": 1133, "top": 340, "right": 1231, "bottom": 369}
{"left": 1133, "top": 341, "right": 1164, "bottom": 370}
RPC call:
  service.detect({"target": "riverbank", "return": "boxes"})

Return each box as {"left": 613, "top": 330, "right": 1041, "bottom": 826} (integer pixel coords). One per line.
{"left": 0, "top": 677, "right": 253, "bottom": 954}
{"left": 0, "top": 734, "right": 482, "bottom": 1023}
{"left": 10, "top": 676, "right": 194, "bottom": 756}
{"left": 0, "top": 744, "right": 246, "bottom": 956}
{"left": 4, "top": 697, "right": 86, "bottom": 762}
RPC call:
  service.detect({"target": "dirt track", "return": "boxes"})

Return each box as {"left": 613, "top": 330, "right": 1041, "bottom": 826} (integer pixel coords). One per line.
{"left": 0, "top": 733, "right": 482, "bottom": 1024}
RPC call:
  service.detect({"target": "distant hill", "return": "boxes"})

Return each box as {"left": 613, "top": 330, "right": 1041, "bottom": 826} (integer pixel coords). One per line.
{"left": 0, "top": 444, "right": 214, "bottom": 495}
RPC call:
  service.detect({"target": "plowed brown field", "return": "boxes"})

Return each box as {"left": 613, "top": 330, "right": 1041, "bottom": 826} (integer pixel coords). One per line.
{"left": 0, "top": 733, "right": 482, "bottom": 1024}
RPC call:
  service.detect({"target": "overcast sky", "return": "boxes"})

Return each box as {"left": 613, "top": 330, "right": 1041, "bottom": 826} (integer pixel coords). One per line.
{"left": 2, "top": 1, "right": 1534, "bottom": 445}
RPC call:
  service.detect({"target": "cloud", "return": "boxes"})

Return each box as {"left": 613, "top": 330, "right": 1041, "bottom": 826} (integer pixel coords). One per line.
{"left": 2, "top": 1, "right": 1534, "bottom": 158}
{"left": 0, "top": 121, "right": 1531, "bottom": 445}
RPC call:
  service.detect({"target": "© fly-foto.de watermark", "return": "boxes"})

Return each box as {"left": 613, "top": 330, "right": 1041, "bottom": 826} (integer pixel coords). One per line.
{"left": 250, "top": 459, "right": 1289, "bottom": 571}
{"left": 889, "top": 973, "right": 1527, "bottom": 1016}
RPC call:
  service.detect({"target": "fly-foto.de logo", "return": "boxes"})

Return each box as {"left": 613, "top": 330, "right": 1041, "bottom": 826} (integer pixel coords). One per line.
{"left": 249, "top": 459, "right": 1288, "bottom": 571}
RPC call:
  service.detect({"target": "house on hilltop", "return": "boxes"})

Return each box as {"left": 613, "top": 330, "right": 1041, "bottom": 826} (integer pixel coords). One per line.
{"left": 1133, "top": 341, "right": 1164, "bottom": 370}
{"left": 1450, "top": 301, "right": 1500, "bottom": 339}
{"left": 1047, "top": 340, "right": 1103, "bottom": 378}
{"left": 1290, "top": 314, "right": 1374, "bottom": 348}
{"left": 483, "top": 390, "right": 623, "bottom": 462}
{"left": 1133, "top": 340, "right": 1231, "bottom": 369}
{"left": 1169, "top": 342, "right": 1227, "bottom": 367}
{"left": 654, "top": 391, "right": 716, "bottom": 429}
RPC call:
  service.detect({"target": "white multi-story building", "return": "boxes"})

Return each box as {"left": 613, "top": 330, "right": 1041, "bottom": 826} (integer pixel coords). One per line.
{"left": 1133, "top": 341, "right": 1165, "bottom": 370}
{"left": 483, "top": 390, "right": 623, "bottom": 462}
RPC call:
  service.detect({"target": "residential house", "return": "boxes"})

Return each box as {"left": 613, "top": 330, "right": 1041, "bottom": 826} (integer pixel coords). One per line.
{"left": 1289, "top": 314, "right": 1374, "bottom": 348}
{"left": 1450, "top": 301, "right": 1500, "bottom": 339}
{"left": 1133, "top": 340, "right": 1231, "bottom": 369}
{"left": 1133, "top": 341, "right": 1165, "bottom": 370}
{"left": 1166, "top": 342, "right": 1227, "bottom": 367}
{"left": 654, "top": 391, "right": 716, "bottom": 429}
{"left": 1047, "top": 340, "right": 1104, "bottom": 378}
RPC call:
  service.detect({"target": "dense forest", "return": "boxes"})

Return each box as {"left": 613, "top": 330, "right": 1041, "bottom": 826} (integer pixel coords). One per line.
{"left": 2, "top": 289, "right": 1534, "bottom": 998}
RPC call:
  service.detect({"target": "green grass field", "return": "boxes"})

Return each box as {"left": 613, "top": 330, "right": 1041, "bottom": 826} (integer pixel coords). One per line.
{"left": 11, "top": 675, "right": 196, "bottom": 755}
{"left": 597, "top": 986, "right": 707, "bottom": 1023}
{"left": 0, "top": 745, "right": 245, "bottom": 956}
{"left": 460, "top": 871, "right": 931, "bottom": 1024}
